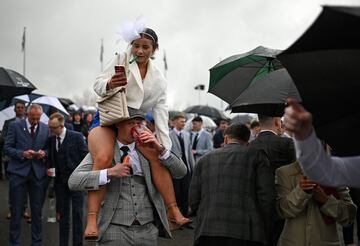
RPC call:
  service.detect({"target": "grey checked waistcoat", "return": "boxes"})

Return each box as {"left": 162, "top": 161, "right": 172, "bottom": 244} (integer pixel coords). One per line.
{"left": 111, "top": 175, "right": 154, "bottom": 226}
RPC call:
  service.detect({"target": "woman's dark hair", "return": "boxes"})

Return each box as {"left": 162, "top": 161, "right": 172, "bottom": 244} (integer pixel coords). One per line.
{"left": 140, "top": 28, "right": 159, "bottom": 49}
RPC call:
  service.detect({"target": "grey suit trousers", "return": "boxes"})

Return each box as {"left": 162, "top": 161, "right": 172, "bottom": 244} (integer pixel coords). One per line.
{"left": 98, "top": 222, "right": 159, "bottom": 246}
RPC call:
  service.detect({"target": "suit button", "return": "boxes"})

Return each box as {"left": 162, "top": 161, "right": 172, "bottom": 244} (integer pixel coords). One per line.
{"left": 134, "top": 203, "right": 137, "bottom": 206}
{"left": 132, "top": 185, "right": 134, "bottom": 188}
{"left": 133, "top": 194, "right": 135, "bottom": 196}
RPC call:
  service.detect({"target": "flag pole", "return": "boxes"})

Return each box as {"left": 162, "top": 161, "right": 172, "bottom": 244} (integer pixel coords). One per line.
{"left": 100, "top": 38, "right": 104, "bottom": 72}
{"left": 22, "top": 27, "right": 26, "bottom": 76}
{"left": 163, "top": 50, "right": 168, "bottom": 78}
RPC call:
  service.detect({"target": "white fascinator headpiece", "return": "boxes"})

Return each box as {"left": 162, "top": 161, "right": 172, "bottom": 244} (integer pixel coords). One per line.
{"left": 116, "top": 16, "right": 147, "bottom": 43}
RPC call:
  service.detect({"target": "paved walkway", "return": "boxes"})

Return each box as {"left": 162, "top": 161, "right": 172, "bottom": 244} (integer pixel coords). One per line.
{"left": 0, "top": 179, "right": 195, "bottom": 245}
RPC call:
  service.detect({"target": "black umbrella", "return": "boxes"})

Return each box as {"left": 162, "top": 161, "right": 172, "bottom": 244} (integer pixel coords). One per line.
{"left": 230, "top": 114, "right": 254, "bottom": 125}
{"left": 230, "top": 69, "right": 301, "bottom": 117}
{"left": 184, "top": 105, "right": 226, "bottom": 120}
{"left": 208, "top": 46, "right": 283, "bottom": 104}
{"left": 278, "top": 5, "right": 360, "bottom": 156}
{"left": 0, "top": 67, "right": 36, "bottom": 99}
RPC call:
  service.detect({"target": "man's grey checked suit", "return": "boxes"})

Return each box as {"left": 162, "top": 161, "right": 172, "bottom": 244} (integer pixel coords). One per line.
{"left": 169, "top": 130, "right": 195, "bottom": 172}
{"left": 191, "top": 130, "right": 213, "bottom": 162}
{"left": 68, "top": 144, "right": 187, "bottom": 244}
{"left": 169, "top": 129, "right": 195, "bottom": 215}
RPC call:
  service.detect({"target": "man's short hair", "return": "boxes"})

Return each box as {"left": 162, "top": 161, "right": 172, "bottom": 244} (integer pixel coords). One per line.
{"left": 27, "top": 103, "right": 43, "bottom": 113}
{"left": 14, "top": 100, "right": 26, "bottom": 107}
{"left": 220, "top": 119, "right": 230, "bottom": 125}
{"left": 192, "top": 116, "right": 203, "bottom": 123}
{"left": 171, "top": 114, "right": 186, "bottom": 121}
{"left": 250, "top": 120, "right": 260, "bottom": 129}
{"left": 224, "top": 123, "right": 250, "bottom": 142}
{"left": 49, "top": 112, "right": 65, "bottom": 125}
{"left": 258, "top": 115, "right": 273, "bottom": 126}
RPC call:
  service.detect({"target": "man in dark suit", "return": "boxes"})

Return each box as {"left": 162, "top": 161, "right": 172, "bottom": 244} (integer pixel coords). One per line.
{"left": 1, "top": 100, "right": 31, "bottom": 220}
{"left": 250, "top": 115, "right": 295, "bottom": 172}
{"left": 4, "top": 104, "right": 49, "bottom": 246}
{"left": 190, "top": 123, "right": 274, "bottom": 245}
{"left": 169, "top": 114, "right": 195, "bottom": 216}
{"left": 212, "top": 119, "right": 229, "bottom": 148}
{"left": 47, "top": 112, "right": 88, "bottom": 246}
{"left": 250, "top": 115, "right": 296, "bottom": 246}
{"left": 1, "top": 101, "right": 26, "bottom": 176}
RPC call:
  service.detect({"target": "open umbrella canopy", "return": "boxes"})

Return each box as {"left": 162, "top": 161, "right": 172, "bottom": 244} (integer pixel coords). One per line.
{"left": 0, "top": 93, "right": 69, "bottom": 129}
{"left": 230, "top": 114, "right": 256, "bottom": 125}
{"left": 279, "top": 5, "right": 360, "bottom": 156}
{"left": 230, "top": 68, "right": 301, "bottom": 117}
{"left": 0, "top": 67, "right": 36, "bottom": 99}
{"left": 0, "top": 93, "right": 68, "bottom": 114}
{"left": 183, "top": 105, "right": 226, "bottom": 120}
{"left": 208, "top": 46, "right": 283, "bottom": 104}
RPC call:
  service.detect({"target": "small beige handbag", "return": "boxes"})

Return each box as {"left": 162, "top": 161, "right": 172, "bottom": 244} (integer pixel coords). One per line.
{"left": 97, "top": 53, "right": 130, "bottom": 126}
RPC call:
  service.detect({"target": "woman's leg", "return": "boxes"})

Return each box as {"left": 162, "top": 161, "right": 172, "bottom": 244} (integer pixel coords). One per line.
{"left": 137, "top": 145, "right": 192, "bottom": 227}
{"left": 84, "top": 126, "right": 116, "bottom": 239}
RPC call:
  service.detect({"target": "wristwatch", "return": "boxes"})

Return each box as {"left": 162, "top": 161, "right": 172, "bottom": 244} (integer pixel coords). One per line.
{"left": 157, "top": 144, "right": 167, "bottom": 156}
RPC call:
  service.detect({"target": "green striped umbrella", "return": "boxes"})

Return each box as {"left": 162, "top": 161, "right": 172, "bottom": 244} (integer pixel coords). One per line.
{"left": 209, "top": 46, "right": 283, "bottom": 104}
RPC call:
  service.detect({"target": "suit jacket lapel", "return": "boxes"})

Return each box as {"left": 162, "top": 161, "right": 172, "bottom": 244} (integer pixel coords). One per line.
{"left": 113, "top": 142, "right": 121, "bottom": 165}
{"left": 21, "top": 120, "right": 32, "bottom": 140}
{"left": 58, "top": 131, "right": 68, "bottom": 152}
{"left": 172, "top": 131, "right": 181, "bottom": 151}
{"left": 129, "top": 62, "right": 144, "bottom": 92}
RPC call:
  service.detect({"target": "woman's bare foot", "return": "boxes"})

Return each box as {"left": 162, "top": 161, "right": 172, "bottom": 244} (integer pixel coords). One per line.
{"left": 84, "top": 212, "right": 99, "bottom": 240}
{"left": 167, "top": 203, "right": 192, "bottom": 226}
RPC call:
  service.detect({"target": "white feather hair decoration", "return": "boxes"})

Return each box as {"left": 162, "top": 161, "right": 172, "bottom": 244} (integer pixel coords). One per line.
{"left": 116, "top": 16, "right": 147, "bottom": 43}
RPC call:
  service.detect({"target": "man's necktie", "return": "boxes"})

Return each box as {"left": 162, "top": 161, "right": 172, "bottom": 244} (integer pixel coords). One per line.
{"left": 192, "top": 133, "right": 199, "bottom": 150}
{"left": 120, "top": 146, "right": 130, "bottom": 162}
{"left": 57, "top": 136, "right": 61, "bottom": 151}
{"left": 30, "top": 125, "right": 36, "bottom": 139}
{"left": 120, "top": 146, "right": 132, "bottom": 174}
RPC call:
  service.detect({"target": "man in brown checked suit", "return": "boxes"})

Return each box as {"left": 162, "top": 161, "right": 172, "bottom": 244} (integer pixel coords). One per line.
{"left": 190, "top": 123, "right": 274, "bottom": 246}
{"left": 68, "top": 108, "right": 187, "bottom": 245}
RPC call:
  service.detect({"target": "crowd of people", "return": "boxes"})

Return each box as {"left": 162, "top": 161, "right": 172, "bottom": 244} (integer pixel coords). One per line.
{"left": 1, "top": 104, "right": 359, "bottom": 246}
{"left": 0, "top": 21, "right": 359, "bottom": 246}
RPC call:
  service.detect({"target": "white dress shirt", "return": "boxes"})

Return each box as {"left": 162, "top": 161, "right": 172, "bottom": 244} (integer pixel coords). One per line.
{"left": 26, "top": 118, "right": 38, "bottom": 134}
{"left": 295, "top": 130, "right": 360, "bottom": 187}
{"left": 173, "top": 128, "right": 184, "bottom": 137}
{"left": 56, "top": 128, "right": 66, "bottom": 151}
{"left": 99, "top": 140, "right": 170, "bottom": 185}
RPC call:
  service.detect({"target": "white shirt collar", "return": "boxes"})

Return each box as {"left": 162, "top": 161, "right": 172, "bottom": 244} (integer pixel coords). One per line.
{"left": 260, "top": 129, "right": 279, "bottom": 136}
{"left": 58, "top": 127, "right": 67, "bottom": 140}
{"left": 116, "top": 140, "right": 136, "bottom": 152}
{"left": 26, "top": 118, "right": 37, "bottom": 130}
{"left": 173, "top": 128, "right": 183, "bottom": 136}
{"left": 192, "top": 128, "right": 203, "bottom": 135}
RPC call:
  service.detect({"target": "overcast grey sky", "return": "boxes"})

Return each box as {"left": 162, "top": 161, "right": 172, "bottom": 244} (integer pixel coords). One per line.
{"left": 1, "top": 0, "right": 359, "bottom": 111}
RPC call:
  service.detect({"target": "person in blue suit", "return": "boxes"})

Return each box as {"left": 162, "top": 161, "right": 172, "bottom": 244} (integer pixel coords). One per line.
{"left": 47, "top": 112, "right": 88, "bottom": 246}
{"left": 4, "top": 104, "right": 49, "bottom": 246}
